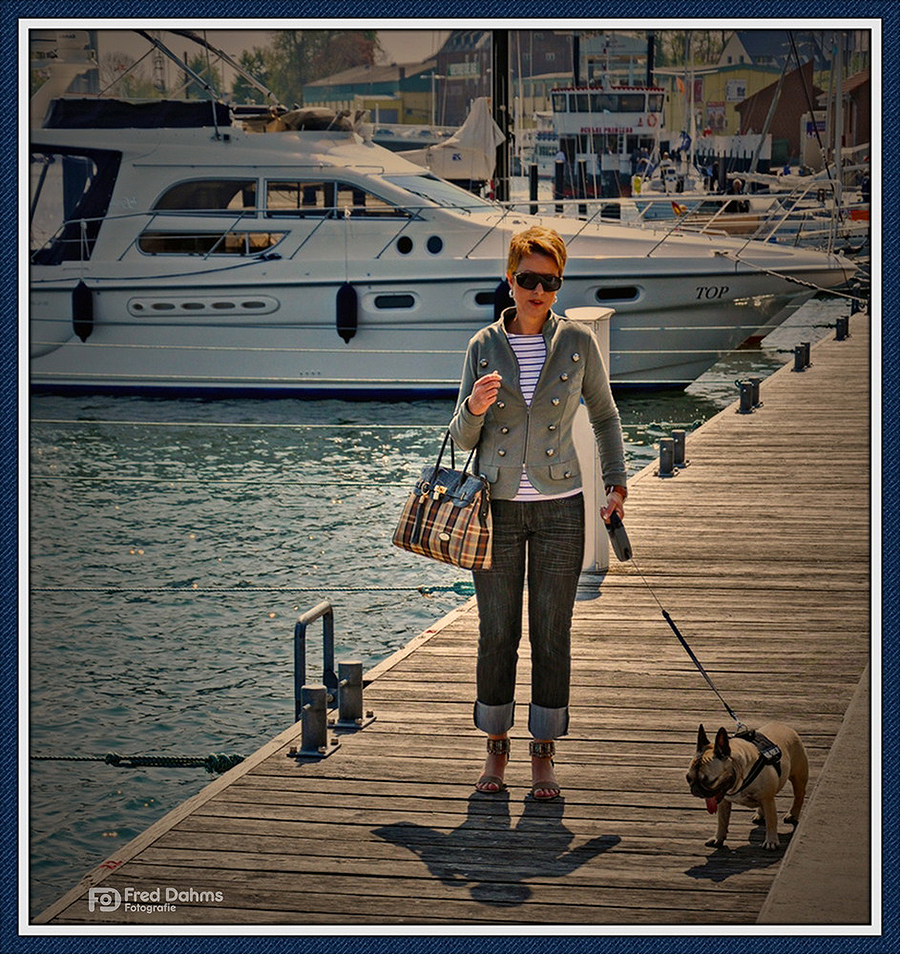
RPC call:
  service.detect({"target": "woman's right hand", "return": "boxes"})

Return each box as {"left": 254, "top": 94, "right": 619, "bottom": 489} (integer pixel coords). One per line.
{"left": 467, "top": 371, "right": 502, "bottom": 416}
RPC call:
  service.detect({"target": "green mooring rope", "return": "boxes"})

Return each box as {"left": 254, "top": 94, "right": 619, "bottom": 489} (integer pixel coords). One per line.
{"left": 31, "top": 752, "right": 245, "bottom": 774}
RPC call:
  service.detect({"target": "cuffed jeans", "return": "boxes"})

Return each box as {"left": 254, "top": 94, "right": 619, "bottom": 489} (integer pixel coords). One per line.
{"left": 472, "top": 493, "right": 584, "bottom": 741}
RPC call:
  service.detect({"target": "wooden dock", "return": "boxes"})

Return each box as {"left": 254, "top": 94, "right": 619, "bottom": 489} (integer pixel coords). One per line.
{"left": 36, "top": 312, "right": 871, "bottom": 926}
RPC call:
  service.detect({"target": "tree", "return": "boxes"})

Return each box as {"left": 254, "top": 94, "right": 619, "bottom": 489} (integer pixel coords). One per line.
{"left": 655, "top": 30, "right": 727, "bottom": 68}
{"left": 97, "top": 51, "right": 156, "bottom": 99}
{"left": 232, "top": 48, "right": 270, "bottom": 105}
{"left": 183, "top": 54, "right": 224, "bottom": 100}
{"left": 263, "top": 29, "right": 382, "bottom": 107}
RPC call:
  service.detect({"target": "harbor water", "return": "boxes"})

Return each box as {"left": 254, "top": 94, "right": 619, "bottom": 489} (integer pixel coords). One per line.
{"left": 27, "top": 297, "right": 851, "bottom": 917}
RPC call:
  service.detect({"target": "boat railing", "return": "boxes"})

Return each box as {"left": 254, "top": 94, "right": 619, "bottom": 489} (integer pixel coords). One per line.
{"left": 500, "top": 187, "right": 868, "bottom": 255}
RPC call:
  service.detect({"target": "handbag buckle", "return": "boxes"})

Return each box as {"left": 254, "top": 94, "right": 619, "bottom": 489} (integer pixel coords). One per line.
{"left": 433, "top": 484, "right": 447, "bottom": 499}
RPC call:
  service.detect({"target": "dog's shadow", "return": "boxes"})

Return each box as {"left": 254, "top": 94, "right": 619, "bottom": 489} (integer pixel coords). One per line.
{"left": 685, "top": 824, "right": 796, "bottom": 883}
{"left": 373, "top": 793, "right": 620, "bottom": 906}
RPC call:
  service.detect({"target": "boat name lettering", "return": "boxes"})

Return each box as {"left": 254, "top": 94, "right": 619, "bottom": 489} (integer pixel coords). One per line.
{"left": 696, "top": 286, "right": 729, "bottom": 300}
{"left": 580, "top": 126, "right": 634, "bottom": 135}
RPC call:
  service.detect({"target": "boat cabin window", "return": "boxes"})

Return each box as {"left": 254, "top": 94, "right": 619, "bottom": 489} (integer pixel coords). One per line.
{"left": 648, "top": 93, "right": 664, "bottom": 112}
{"left": 138, "top": 230, "right": 284, "bottom": 255}
{"left": 382, "top": 174, "right": 493, "bottom": 212}
{"left": 552, "top": 93, "right": 568, "bottom": 113}
{"left": 265, "top": 181, "right": 406, "bottom": 218}
{"left": 31, "top": 148, "right": 121, "bottom": 265}
{"left": 152, "top": 179, "right": 257, "bottom": 214}
{"left": 615, "top": 93, "right": 646, "bottom": 112}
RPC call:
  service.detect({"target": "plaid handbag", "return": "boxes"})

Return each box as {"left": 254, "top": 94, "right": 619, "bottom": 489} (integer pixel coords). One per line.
{"left": 393, "top": 431, "right": 492, "bottom": 570}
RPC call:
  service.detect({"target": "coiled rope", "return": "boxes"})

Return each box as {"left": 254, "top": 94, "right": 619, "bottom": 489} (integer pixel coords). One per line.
{"left": 31, "top": 752, "right": 245, "bottom": 774}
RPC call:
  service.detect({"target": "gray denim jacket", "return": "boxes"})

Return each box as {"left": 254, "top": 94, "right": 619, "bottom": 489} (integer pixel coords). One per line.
{"left": 448, "top": 309, "right": 627, "bottom": 500}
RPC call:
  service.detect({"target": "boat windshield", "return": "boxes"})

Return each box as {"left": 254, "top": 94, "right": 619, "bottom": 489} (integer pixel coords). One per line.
{"left": 382, "top": 174, "right": 494, "bottom": 212}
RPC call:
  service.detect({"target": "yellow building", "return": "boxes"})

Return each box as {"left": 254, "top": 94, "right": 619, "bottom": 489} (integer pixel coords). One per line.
{"left": 657, "top": 63, "right": 780, "bottom": 139}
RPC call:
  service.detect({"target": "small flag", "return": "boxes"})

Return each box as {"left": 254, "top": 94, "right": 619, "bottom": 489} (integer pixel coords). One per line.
{"left": 671, "top": 201, "right": 687, "bottom": 215}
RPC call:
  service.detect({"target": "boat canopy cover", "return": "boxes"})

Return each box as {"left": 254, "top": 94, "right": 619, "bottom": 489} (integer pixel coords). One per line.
{"left": 43, "top": 98, "right": 233, "bottom": 129}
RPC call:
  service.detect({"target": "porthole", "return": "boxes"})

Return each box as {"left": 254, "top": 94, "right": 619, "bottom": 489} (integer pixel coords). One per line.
{"left": 374, "top": 294, "right": 415, "bottom": 309}
{"left": 595, "top": 286, "right": 640, "bottom": 303}
{"left": 426, "top": 235, "right": 443, "bottom": 254}
{"left": 151, "top": 302, "right": 176, "bottom": 311}
{"left": 396, "top": 236, "right": 413, "bottom": 254}
{"left": 241, "top": 301, "right": 267, "bottom": 309}
{"left": 182, "top": 302, "right": 206, "bottom": 310}
{"left": 212, "top": 302, "right": 236, "bottom": 310}
{"left": 474, "top": 291, "right": 495, "bottom": 305}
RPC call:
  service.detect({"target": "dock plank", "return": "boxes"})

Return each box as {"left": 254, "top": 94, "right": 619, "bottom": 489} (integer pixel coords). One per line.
{"left": 36, "top": 313, "right": 871, "bottom": 927}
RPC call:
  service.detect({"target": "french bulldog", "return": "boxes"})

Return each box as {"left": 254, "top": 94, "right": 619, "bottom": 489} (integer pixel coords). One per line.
{"left": 686, "top": 722, "right": 808, "bottom": 851}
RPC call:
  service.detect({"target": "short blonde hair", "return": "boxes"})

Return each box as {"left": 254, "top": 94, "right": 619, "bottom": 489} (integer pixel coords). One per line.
{"left": 507, "top": 225, "right": 567, "bottom": 276}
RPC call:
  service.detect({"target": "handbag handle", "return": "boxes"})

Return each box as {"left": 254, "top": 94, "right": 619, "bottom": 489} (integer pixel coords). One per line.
{"left": 427, "top": 431, "right": 478, "bottom": 488}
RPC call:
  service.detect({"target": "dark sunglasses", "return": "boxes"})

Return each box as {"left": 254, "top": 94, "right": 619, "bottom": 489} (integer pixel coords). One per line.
{"left": 514, "top": 271, "right": 563, "bottom": 292}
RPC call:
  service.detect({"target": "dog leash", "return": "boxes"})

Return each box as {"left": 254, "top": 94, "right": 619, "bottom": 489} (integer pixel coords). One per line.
{"left": 606, "top": 513, "right": 746, "bottom": 733}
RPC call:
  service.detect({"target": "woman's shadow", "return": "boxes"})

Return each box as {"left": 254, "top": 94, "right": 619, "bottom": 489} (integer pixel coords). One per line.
{"left": 372, "top": 793, "right": 620, "bottom": 907}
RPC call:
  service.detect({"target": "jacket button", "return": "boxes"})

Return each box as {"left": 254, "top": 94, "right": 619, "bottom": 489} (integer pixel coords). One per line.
{"left": 479, "top": 358, "right": 489, "bottom": 367}
{"left": 546, "top": 448, "right": 555, "bottom": 457}
{"left": 498, "top": 449, "right": 506, "bottom": 457}
{"left": 548, "top": 424, "right": 557, "bottom": 431}
{"left": 497, "top": 401, "right": 505, "bottom": 409}
{"left": 564, "top": 471, "right": 572, "bottom": 478}
{"left": 551, "top": 397, "right": 560, "bottom": 406}
{"left": 500, "top": 426, "right": 509, "bottom": 434}
{"left": 560, "top": 373, "right": 568, "bottom": 382}
{"left": 572, "top": 352, "right": 580, "bottom": 362}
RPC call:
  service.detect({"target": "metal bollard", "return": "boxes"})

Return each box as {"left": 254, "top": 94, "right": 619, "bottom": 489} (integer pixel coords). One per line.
{"left": 333, "top": 661, "right": 375, "bottom": 730}
{"left": 671, "top": 429, "right": 689, "bottom": 468}
{"left": 737, "top": 381, "right": 755, "bottom": 413}
{"left": 748, "top": 376, "right": 762, "bottom": 407}
{"left": 297, "top": 684, "right": 337, "bottom": 758}
{"left": 657, "top": 438, "right": 676, "bottom": 477}
{"left": 801, "top": 341, "right": 811, "bottom": 367}
{"left": 835, "top": 315, "right": 850, "bottom": 340}
{"left": 792, "top": 345, "right": 806, "bottom": 372}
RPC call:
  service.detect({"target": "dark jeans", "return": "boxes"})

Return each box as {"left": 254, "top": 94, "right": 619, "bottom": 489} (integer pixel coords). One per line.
{"left": 472, "top": 493, "right": 584, "bottom": 740}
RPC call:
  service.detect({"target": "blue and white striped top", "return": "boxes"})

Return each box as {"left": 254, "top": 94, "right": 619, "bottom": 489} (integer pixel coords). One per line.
{"left": 507, "top": 332, "right": 581, "bottom": 501}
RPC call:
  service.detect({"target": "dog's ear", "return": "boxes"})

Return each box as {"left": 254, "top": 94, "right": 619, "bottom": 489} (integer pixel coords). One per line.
{"left": 696, "top": 724, "right": 709, "bottom": 750}
{"left": 714, "top": 727, "right": 731, "bottom": 759}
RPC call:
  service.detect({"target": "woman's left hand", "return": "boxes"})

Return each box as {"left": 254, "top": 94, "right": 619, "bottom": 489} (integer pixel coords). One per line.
{"left": 600, "top": 490, "right": 625, "bottom": 523}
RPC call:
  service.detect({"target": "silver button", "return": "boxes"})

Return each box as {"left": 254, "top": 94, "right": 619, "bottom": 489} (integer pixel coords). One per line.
{"left": 572, "top": 352, "right": 580, "bottom": 362}
{"left": 548, "top": 424, "right": 557, "bottom": 431}
{"left": 479, "top": 358, "right": 489, "bottom": 367}
{"left": 500, "top": 426, "right": 509, "bottom": 434}
{"left": 551, "top": 398, "right": 560, "bottom": 406}
{"left": 560, "top": 373, "right": 569, "bottom": 382}
{"left": 546, "top": 448, "right": 555, "bottom": 457}
{"left": 497, "top": 401, "right": 505, "bottom": 409}
{"left": 564, "top": 471, "right": 572, "bottom": 478}
{"left": 498, "top": 449, "right": 506, "bottom": 457}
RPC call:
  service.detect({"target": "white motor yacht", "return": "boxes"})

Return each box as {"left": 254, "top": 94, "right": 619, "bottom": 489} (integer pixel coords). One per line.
{"left": 30, "top": 98, "right": 856, "bottom": 395}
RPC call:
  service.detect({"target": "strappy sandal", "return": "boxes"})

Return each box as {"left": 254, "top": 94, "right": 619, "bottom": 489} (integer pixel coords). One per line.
{"left": 475, "top": 737, "right": 510, "bottom": 793}
{"left": 529, "top": 739, "right": 560, "bottom": 800}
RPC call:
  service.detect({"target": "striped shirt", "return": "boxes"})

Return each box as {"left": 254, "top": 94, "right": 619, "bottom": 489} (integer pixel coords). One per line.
{"left": 507, "top": 332, "right": 580, "bottom": 502}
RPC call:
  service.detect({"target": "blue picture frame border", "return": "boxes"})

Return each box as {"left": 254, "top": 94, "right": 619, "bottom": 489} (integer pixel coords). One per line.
{"left": 5, "top": 3, "right": 895, "bottom": 951}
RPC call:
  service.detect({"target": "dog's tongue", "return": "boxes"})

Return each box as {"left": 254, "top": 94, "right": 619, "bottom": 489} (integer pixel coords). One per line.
{"left": 705, "top": 797, "right": 719, "bottom": 814}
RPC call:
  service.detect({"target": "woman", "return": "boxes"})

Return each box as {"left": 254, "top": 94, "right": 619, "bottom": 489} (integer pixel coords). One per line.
{"left": 448, "top": 225, "right": 627, "bottom": 800}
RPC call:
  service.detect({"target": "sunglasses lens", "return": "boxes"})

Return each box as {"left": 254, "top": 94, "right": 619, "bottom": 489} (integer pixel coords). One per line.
{"left": 515, "top": 272, "right": 561, "bottom": 292}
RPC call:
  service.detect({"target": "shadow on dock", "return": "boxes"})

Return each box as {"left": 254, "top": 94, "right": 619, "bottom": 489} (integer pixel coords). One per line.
{"left": 373, "top": 794, "right": 621, "bottom": 906}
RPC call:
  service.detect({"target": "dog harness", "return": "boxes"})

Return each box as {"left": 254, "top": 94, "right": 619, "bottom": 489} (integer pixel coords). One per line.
{"left": 732, "top": 729, "right": 783, "bottom": 795}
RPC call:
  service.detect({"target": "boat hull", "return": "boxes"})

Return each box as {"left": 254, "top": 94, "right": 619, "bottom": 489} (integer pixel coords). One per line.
{"left": 30, "top": 259, "right": 848, "bottom": 394}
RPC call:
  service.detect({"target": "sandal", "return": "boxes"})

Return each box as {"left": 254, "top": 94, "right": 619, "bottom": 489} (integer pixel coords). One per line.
{"left": 529, "top": 739, "right": 560, "bottom": 800}
{"left": 475, "top": 737, "right": 510, "bottom": 793}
